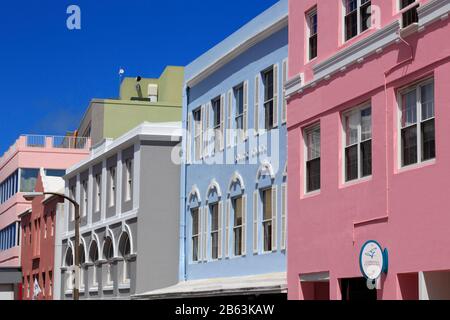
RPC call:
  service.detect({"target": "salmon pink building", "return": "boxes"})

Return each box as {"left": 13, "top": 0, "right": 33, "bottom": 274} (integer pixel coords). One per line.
{"left": 19, "top": 171, "right": 64, "bottom": 300}
{"left": 0, "top": 135, "right": 90, "bottom": 299}
{"left": 286, "top": 0, "right": 450, "bottom": 300}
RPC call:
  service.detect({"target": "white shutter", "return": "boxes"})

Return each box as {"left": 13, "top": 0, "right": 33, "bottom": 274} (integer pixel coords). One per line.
{"left": 218, "top": 201, "right": 223, "bottom": 259}
{"left": 281, "top": 183, "right": 287, "bottom": 251}
{"left": 242, "top": 194, "right": 247, "bottom": 256}
{"left": 186, "top": 113, "right": 192, "bottom": 164}
{"left": 225, "top": 199, "right": 231, "bottom": 258}
{"left": 227, "top": 90, "right": 233, "bottom": 148}
{"left": 205, "top": 103, "right": 210, "bottom": 157}
{"left": 203, "top": 206, "right": 208, "bottom": 261}
{"left": 243, "top": 81, "right": 249, "bottom": 141}
{"left": 282, "top": 59, "right": 288, "bottom": 124}
{"left": 253, "top": 191, "right": 259, "bottom": 254}
{"left": 198, "top": 207, "right": 203, "bottom": 261}
{"left": 271, "top": 185, "right": 278, "bottom": 251}
{"left": 200, "top": 104, "right": 205, "bottom": 160}
{"left": 254, "top": 75, "right": 260, "bottom": 136}
{"left": 273, "top": 64, "right": 279, "bottom": 129}
{"left": 220, "top": 95, "right": 225, "bottom": 151}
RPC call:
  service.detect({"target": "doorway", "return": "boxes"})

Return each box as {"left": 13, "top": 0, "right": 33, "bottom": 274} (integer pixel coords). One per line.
{"left": 340, "top": 277, "right": 377, "bottom": 301}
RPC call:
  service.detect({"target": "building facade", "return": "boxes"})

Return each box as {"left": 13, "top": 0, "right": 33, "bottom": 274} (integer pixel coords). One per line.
{"left": 136, "top": 0, "right": 289, "bottom": 299}
{"left": 57, "top": 123, "right": 182, "bottom": 300}
{"left": 0, "top": 135, "right": 90, "bottom": 300}
{"left": 286, "top": 0, "right": 450, "bottom": 300}
{"left": 77, "top": 66, "right": 184, "bottom": 146}
{"left": 19, "top": 171, "right": 64, "bottom": 300}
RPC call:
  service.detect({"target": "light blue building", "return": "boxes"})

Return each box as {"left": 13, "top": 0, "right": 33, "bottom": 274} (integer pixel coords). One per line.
{"left": 134, "top": 0, "right": 288, "bottom": 300}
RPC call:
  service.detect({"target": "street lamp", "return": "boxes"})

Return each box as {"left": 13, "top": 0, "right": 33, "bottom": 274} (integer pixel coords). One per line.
{"left": 23, "top": 191, "right": 81, "bottom": 301}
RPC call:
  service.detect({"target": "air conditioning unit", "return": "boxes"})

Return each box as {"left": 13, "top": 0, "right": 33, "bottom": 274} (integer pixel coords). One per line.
{"left": 148, "top": 84, "right": 158, "bottom": 103}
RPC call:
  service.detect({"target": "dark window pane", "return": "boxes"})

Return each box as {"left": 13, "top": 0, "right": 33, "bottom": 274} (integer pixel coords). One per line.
{"left": 401, "top": 0, "right": 416, "bottom": 9}
{"left": 345, "top": 145, "right": 358, "bottom": 182}
{"left": 263, "top": 222, "right": 272, "bottom": 252}
{"left": 234, "top": 227, "right": 242, "bottom": 256}
{"left": 402, "top": 5, "right": 419, "bottom": 28}
{"left": 309, "top": 34, "right": 317, "bottom": 60}
{"left": 421, "top": 119, "right": 436, "bottom": 161}
{"left": 307, "top": 158, "right": 321, "bottom": 192}
{"left": 265, "top": 101, "right": 274, "bottom": 130}
{"left": 345, "top": 11, "right": 358, "bottom": 40}
{"left": 402, "top": 125, "right": 418, "bottom": 166}
{"left": 360, "top": 2, "right": 371, "bottom": 32}
{"left": 361, "top": 140, "right": 372, "bottom": 177}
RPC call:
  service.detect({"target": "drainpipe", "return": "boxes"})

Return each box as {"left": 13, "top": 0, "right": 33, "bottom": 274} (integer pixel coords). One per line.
{"left": 178, "top": 85, "right": 190, "bottom": 282}
{"left": 353, "top": 31, "right": 414, "bottom": 243}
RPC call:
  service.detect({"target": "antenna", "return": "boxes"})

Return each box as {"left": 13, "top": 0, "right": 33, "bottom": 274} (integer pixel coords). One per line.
{"left": 118, "top": 68, "right": 125, "bottom": 99}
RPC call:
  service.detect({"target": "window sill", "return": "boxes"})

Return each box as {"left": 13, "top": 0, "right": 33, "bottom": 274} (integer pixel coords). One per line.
{"left": 396, "top": 159, "right": 436, "bottom": 175}
{"left": 340, "top": 26, "right": 373, "bottom": 49}
{"left": 118, "top": 283, "right": 131, "bottom": 290}
{"left": 302, "top": 190, "right": 321, "bottom": 199}
{"left": 340, "top": 176, "right": 372, "bottom": 189}
{"left": 103, "top": 285, "right": 114, "bottom": 292}
{"left": 89, "top": 286, "right": 99, "bottom": 293}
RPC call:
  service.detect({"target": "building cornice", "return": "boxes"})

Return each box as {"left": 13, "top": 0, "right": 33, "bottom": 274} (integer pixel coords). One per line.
{"left": 418, "top": 0, "right": 450, "bottom": 31}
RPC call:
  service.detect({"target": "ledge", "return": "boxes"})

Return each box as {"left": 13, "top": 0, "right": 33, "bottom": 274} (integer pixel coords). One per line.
{"left": 285, "top": 74, "right": 303, "bottom": 98}
{"left": 418, "top": 0, "right": 450, "bottom": 30}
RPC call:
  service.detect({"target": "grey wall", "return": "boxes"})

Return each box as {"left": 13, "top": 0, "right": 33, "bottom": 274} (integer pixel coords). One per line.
{"left": 135, "top": 140, "right": 181, "bottom": 294}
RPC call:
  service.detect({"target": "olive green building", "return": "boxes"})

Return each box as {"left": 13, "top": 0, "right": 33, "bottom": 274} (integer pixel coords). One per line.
{"left": 77, "top": 66, "right": 183, "bottom": 145}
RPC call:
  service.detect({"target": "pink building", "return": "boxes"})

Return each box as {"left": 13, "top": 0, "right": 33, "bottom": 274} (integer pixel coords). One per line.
{"left": 286, "top": 0, "right": 450, "bottom": 300}
{"left": 19, "top": 172, "right": 64, "bottom": 300}
{"left": 0, "top": 135, "right": 89, "bottom": 300}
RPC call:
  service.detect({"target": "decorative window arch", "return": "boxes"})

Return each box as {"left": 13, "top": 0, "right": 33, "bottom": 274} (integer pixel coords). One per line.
{"left": 118, "top": 231, "right": 131, "bottom": 284}
{"left": 88, "top": 234, "right": 100, "bottom": 263}
{"left": 188, "top": 185, "right": 202, "bottom": 209}
{"left": 228, "top": 172, "right": 246, "bottom": 196}
{"left": 101, "top": 228, "right": 116, "bottom": 260}
{"left": 205, "top": 179, "right": 222, "bottom": 204}
{"left": 64, "top": 243, "right": 74, "bottom": 267}
{"left": 102, "top": 237, "right": 114, "bottom": 261}
{"left": 256, "top": 161, "right": 276, "bottom": 184}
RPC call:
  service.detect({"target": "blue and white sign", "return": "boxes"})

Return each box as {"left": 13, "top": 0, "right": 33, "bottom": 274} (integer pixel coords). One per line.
{"left": 359, "top": 241, "right": 387, "bottom": 280}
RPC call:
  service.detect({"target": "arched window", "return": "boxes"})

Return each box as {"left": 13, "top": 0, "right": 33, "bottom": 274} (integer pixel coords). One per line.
{"left": 118, "top": 233, "right": 131, "bottom": 284}
{"left": 64, "top": 246, "right": 74, "bottom": 291}
{"left": 88, "top": 241, "right": 99, "bottom": 287}
{"left": 103, "top": 237, "right": 114, "bottom": 285}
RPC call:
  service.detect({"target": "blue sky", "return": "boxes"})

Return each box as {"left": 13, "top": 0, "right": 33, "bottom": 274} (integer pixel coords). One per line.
{"left": 0, "top": 0, "right": 278, "bottom": 154}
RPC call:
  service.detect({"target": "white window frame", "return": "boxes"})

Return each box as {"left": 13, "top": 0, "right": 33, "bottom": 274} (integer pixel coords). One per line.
{"left": 81, "top": 180, "right": 88, "bottom": 218}
{"left": 397, "top": 78, "right": 435, "bottom": 169}
{"left": 94, "top": 174, "right": 101, "bottom": 213}
{"left": 306, "top": 7, "right": 318, "bottom": 61}
{"left": 342, "top": 103, "right": 372, "bottom": 183}
{"left": 232, "top": 196, "right": 244, "bottom": 257}
{"left": 191, "top": 208, "right": 200, "bottom": 262}
{"left": 211, "top": 97, "right": 222, "bottom": 155}
{"left": 304, "top": 124, "right": 321, "bottom": 195}
{"left": 109, "top": 166, "right": 117, "bottom": 208}
{"left": 341, "top": 0, "right": 372, "bottom": 43}
{"left": 234, "top": 84, "right": 245, "bottom": 144}
{"left": 125, "top": 159, "right": 133, "bottom": 202}
{"left": 210, "top": 203, "right": 220, "bottom": 261}
{"left": 261, "top": 188, "right": 273, "bottom": 253}
{"left": 193, "top": 108, "right": 202, "bottom": 161}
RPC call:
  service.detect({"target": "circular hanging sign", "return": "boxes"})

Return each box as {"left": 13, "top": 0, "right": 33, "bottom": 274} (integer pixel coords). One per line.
{"left": 359, "top": 241, "right": 384, "bottom": 280}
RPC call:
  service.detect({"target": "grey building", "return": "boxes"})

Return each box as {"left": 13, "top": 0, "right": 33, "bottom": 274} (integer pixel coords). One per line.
{"left": 55, "top": 122, "right": 182, "bottom": 300}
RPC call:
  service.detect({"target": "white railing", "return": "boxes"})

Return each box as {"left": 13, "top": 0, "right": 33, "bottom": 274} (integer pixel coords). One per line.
{"left": 23, "top": 135, "right": 90, "bottom": 150}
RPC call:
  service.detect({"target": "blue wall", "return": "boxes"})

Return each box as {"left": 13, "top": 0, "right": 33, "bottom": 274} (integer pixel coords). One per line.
{"left": 182, "top": 24, "right": 288, "bottom": 280}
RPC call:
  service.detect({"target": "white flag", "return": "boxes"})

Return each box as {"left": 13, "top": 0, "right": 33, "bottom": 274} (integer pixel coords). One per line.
{"left": 33, "top": 277, "right": 42, "bottom": 299}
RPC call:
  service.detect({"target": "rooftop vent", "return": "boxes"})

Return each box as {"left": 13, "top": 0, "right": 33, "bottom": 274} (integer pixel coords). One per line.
{"left": 148, "top": 84, "right": 158, "bottom": 103}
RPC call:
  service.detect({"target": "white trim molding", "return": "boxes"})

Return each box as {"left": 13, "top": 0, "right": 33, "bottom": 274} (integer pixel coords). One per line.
{"left": 418, "top": 0, "right": 450, "bottom": 31}
{"left": 228, "top": 171, "right": 246, "bottom": 194}
{"left": 285, "top": 73, "right": 304, "bottom": 99}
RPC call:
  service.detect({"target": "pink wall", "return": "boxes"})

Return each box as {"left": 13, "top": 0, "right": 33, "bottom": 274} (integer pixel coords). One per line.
{"left": 287, "top": 0, "right": 450, "bottom": 300}
{"left": 0, "top": 136, "right": 89, "bottom": 269}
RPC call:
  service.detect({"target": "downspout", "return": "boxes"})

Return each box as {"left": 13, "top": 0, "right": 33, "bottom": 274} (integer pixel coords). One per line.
{"left": 353, "top": 31, "right": 414, "bottom": 242}
{"left": 178, "top": 85, "right": 190, "bottom": 282}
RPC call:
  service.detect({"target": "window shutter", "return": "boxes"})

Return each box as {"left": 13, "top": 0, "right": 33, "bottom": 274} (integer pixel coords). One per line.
{"left": 254, "top": 75, "right": 260, "bottom": 136}
{"left": 220, "top": 95, "right": 225, "bottom": 151}
{"left": 218, "top": 201, "right": 223, "bottom": 259}
{"left": 243, "top": 81, "right": 249, "bottom": 140}
{"left": 225, "top": 199, "right": 231, "bottom": 258}
{"left": 198, "top": 207, "right": 203, "bottom": 261}
{"left": 203, "top": 206, "right": 208, "bottom": 262}
{"left": 186, "top": 113, "right": 192, "bottom": 164}
{"left": 227, "top": 90, "right": 233, "bottom": 148}
{"left": 271, "top": 185, "right": 278, "bottom": 251}
{"left": 282, "top": 59, "right": 288, "bottom": 124}
{"left": 253, "top": 191, "right": 259, "bottom": 254}
{"left": 273, "top": 64, "right": 279, "bottom": 129}
{"left": 242, "top": 194, "right": 247, "bottom": 256}
{"left": 205, "top": 103, "right": 210, "bottom": 158}
{"left": 281, "top": 183, "right": 287, "bottom": 251}
{"left": 200, "top": 104, "right": 205, "bottom": 160}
